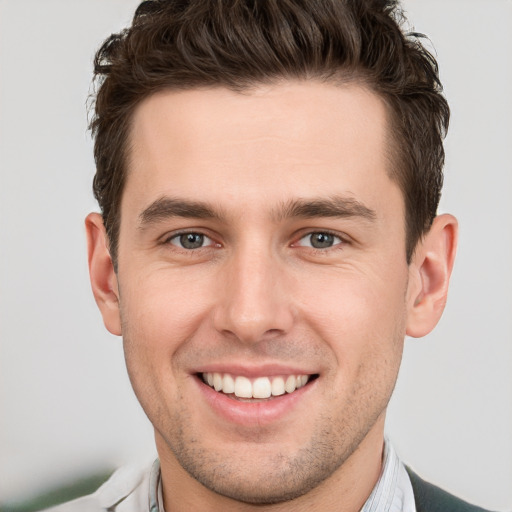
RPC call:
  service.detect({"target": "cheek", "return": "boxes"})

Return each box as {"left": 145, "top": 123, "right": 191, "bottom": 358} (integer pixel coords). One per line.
{"left": 310, "top": 274, "right": 407, "bottom": 412}
{"left": 119, "top": 274, "right": 208, "bottom": 416}
{"left": 298, "top": 266, "right": 408, "bottom": 363}
{"left": 119, "top": 268, "right": 214, "bottom": 348}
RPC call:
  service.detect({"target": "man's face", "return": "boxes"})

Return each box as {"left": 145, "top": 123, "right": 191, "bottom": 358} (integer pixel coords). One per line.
{"left": 113, "top": 82, "right": 416, "bottom": 504}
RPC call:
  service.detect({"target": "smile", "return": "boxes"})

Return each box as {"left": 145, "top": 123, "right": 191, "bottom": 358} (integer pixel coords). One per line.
{"left": 202, "top": 372, "right": 313, "bottom": 399}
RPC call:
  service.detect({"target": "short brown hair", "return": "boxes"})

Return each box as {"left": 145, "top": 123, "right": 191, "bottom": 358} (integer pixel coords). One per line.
{"left": 90, "top": 0, "right": 449, "bottom": 267}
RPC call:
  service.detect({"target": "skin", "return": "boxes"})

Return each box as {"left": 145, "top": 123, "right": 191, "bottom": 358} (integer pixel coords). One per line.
{"left": 87, "top": 81, "right": 457, "bottom": 511}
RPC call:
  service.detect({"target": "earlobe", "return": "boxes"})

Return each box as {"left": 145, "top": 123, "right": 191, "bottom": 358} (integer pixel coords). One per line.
{"left": 85, "top": 213, "right": 122, "bottom": 336}
{"left": 406, "top": 214, "right": 458, "bottom": 338}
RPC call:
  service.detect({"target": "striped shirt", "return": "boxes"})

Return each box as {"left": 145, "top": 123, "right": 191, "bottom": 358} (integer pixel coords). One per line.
{"left": 361, "top": 440, "right": 416, "bottom": 512}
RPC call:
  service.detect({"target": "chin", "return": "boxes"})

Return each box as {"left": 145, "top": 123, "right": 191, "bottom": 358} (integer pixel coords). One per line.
{"left": 183, "top": 455, "right": 334, "bottom": 505}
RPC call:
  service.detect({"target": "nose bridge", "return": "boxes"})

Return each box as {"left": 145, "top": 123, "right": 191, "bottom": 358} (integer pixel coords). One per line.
{"left": 214, "top": 239, "right": 293, "bottom": 343}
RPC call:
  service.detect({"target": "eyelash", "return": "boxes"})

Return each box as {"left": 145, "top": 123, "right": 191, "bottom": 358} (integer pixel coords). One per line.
{"left": 162, "top": 229, "right": 347, "bottom": 253}
{"left": 163, "top": 231, "right": 218, "bottom": 251}
{"left": 293, "top": 230, "right": 346, "bottom": 252}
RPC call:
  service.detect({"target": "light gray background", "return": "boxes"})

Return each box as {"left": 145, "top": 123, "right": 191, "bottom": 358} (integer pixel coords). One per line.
{"left": 1, "top": 1, "right": 511, "bottom": 509}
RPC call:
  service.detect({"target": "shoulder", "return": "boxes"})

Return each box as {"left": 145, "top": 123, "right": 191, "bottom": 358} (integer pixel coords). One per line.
{"left": 41, "top": 459, "right": 156, "bottom": 512}
{"left": 406, "top": 467, "right": 497, "bottom": 512}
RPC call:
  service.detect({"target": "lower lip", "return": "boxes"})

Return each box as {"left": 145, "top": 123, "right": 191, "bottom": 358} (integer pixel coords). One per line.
{"left": 195, "top": 376, "right": 316, "bottom": 427}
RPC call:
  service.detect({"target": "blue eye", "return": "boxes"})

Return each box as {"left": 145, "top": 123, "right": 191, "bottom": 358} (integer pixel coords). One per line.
{"left": 297, "top": 232, "right": 342, "bottom": 249}
{"left": 169, "top": 233, "right": 213, "bottom": 249}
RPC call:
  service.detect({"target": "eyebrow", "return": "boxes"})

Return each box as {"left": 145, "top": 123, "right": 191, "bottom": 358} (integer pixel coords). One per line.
{"left": 138, "top": 194, "right": 377, "bottom": 228}
{"left": 139, "top": 197, "right": 225, "bottom": 228}
{"left": 273, "top": 196, "right": 377, "bottom": 222}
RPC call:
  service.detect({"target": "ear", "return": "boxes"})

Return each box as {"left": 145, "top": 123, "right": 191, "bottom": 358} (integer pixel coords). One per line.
{"left": 406, "top": 214, "right": 458, "bottom": 338}
{"left": 85, "top": 213, "right": 122, "bottom": 336}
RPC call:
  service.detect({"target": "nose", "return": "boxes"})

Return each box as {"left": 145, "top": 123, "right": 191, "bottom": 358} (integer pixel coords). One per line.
{"left": 212, "top": 245, "right": 295, "bottom": 344}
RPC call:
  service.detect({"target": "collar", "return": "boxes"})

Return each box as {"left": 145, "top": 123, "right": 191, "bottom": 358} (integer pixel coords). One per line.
{"left": 361, "top": 440, "right": 416, "bottom": 512}
{"left": 148, "top": 459, "right": 161, "bottom": 512}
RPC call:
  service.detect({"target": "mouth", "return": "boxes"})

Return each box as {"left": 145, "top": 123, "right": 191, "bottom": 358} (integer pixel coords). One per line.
{"left": 200, "top": 372, "right": 319, "bottom": 401}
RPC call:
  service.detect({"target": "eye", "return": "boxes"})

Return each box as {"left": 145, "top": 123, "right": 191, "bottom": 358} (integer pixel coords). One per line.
{"left": 169, "top": 232, "right": 214, "bottom": 250}
{"left": 296, "top": 232, "right": 343, "bottom": 249}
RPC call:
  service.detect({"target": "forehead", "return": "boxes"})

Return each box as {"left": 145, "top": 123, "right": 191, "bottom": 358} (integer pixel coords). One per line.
{"left": 125, "top": 81, "right": 400, "bottom": 220}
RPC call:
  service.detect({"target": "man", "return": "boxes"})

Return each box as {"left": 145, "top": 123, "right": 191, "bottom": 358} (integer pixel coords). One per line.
{"left": 48, "top": 0, "right": 492, "bottom": 510}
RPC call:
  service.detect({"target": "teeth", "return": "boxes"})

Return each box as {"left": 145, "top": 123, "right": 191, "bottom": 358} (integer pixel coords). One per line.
{"left": 234, "top": 376, "right": 252, "bottom": 398}
{"left": 284, "top": 375, "right": 296, "bottom": 393}
{"left": 223, "top": 374, "right": 235, "bottom": 394}
{"left": 213, "top": 373, "right": 223, "bottom": 391}
{"left": 253, "top": 377, "right": 272, "bottom": 399}
{"left": 271, "top": 377, "right": 285, "bottom": 396}
{"left": 202, "top": 373, "right": 311, "bottom": 398}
